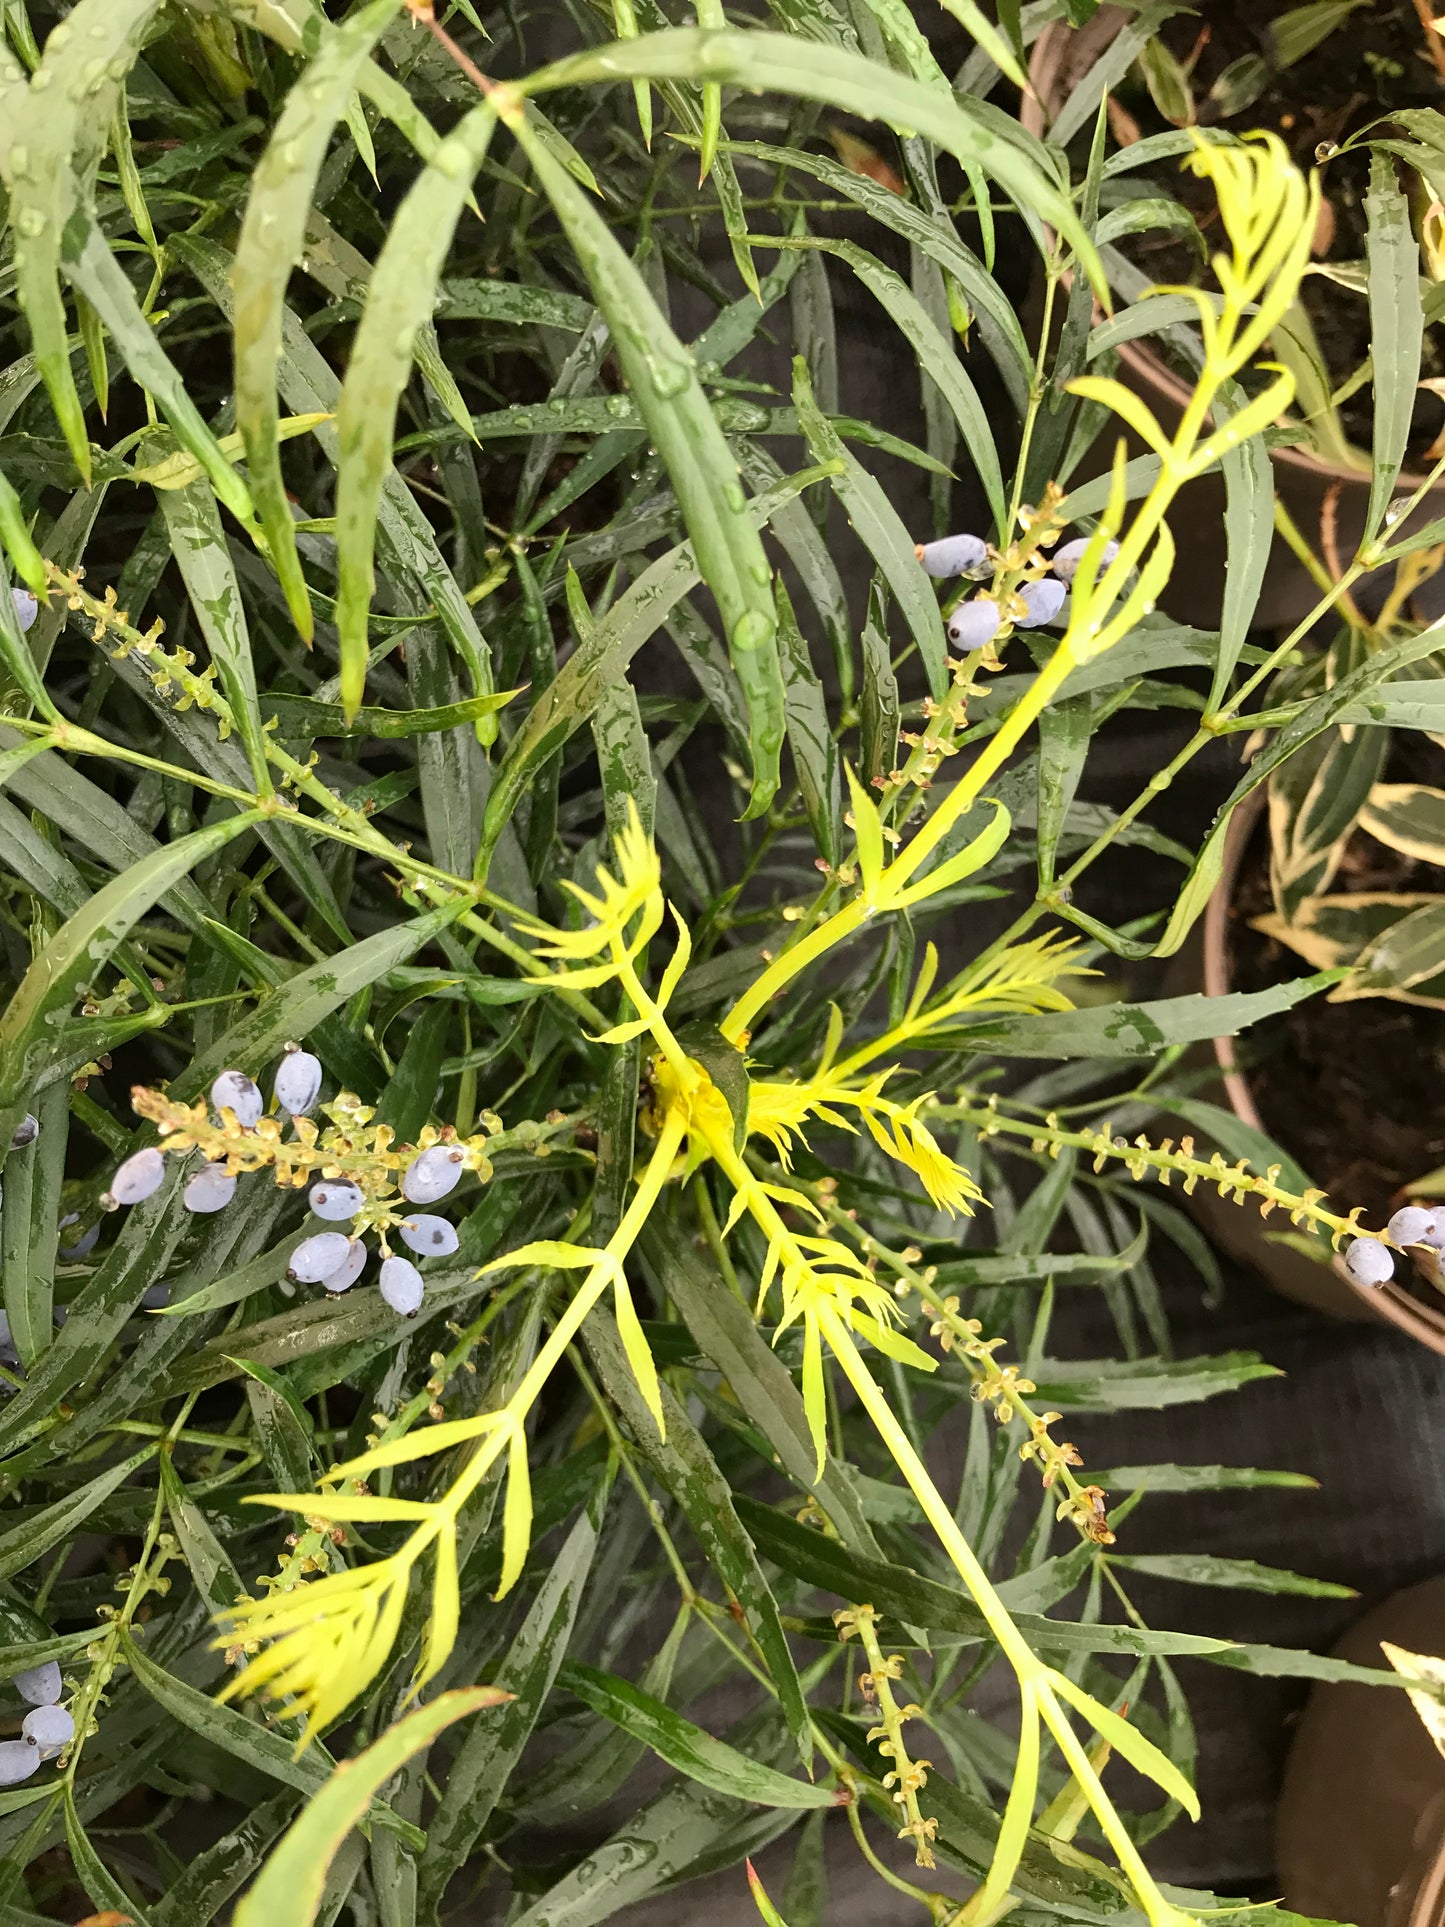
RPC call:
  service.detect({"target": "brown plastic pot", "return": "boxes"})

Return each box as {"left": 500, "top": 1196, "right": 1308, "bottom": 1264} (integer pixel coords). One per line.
{"left": 1022, "top": 7, "right": 1445, "bottom": 632}
{"left": 1196, "top": 788, "right": 1445, "bottom": 1350}
{"left": 1277, "top": 1576, "right": 1445, "bottom": 1925}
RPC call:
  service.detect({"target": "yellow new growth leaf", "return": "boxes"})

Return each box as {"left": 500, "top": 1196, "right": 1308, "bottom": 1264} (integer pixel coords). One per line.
{"left": 1382, "top": 1641, "right": 1445, "bottom": 1761}
{"left": 1044, "top": 1669, "right": 1201, "bottom": 1820}
{"left": 498, "top": 1425, "right": 533, "bottom": 1600}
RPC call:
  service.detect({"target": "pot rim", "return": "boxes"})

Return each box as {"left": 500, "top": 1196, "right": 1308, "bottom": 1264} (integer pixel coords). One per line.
{"left": 1203, "top": 790, "right": 1445, "bottom": 1350}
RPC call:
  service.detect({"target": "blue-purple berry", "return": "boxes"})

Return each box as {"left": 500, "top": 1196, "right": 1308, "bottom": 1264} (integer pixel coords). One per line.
{"left": 274, "top": 1046, "right": 322, "bottom": 1117}
{"left": 309, "top": 1180, "right": 365, "bottom": 1222}
{"left": 1051, "top": 536, "right": 1120, "bottom": 584}
{"left": 1344, "top": 1237, "right": 1394, "bottom": 1287}
{"left": 915, "top": 534, "right": 988, "bottom": 579}
{"left": 402, "top": 1145, "right": 465, "bottom": 1205}
{"left": 318, "top": 1238, "right": 367, "bottom": 1295}
{"left": 184, "top": 1163, "right": 236, "bottom": 1214}
{"left": 1016, "top": 578, "right": 1068, "bottom": 628}
{"left": 106, "top": 1148, "right": 165, "bottom": 1208}
{"left": 1388, "top": 1205, "right": 1437, "bottom": 1247}
{"left": 946, "top": 598, "right": 1000, "bottom": 653}
{"left": 11, "top": 590, "right": 37, "bottom": 635}
{"left": 398, "top": 1214, "right": 459, "bottom": 1258}
{"left": 9, "top": 1115, "right": 38, "bottom": 1150}
{"left": 22, "top": 1704, "right": 72, "bottom": 1756}
{"left": 211, "top": 1070, "right": 263, "bottom": 1129}
{"left": 13, "top": 1662, "right": 61, "bottom": 1707}
{"left": 379, "top": 1255, "right": 425, "bottom": 1316}
{"left": 0, "top": 1741, "right": 38, "bottom": 1785}
{"left": 288, "top": 1231, "right": 355, "bottom": 1284}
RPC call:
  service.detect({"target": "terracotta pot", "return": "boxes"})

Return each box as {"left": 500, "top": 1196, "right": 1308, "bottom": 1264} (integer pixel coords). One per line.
{"left": 1022, "top": 7, "right": 1445, "bottom": 633}
{"left": 1277, "top": 1576, "right": 1445, "bottom": 1925}
{"left": 1197, "top": 788, "right": 1445, "bottom": 1350}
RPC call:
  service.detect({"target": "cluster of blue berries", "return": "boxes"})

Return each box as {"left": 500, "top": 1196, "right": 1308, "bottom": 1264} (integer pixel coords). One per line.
{"left": 0, "top": 1656, "right": 73, "bottom": 1785}
{"left": 914, "top": 532, "right": 1120, "bottom": 653}
{"left": 108, "top": 1045, "right": 477, "bottom": 1319}
{"left": 1344, "top": 1206, "right": 1445, "bottom": 1289}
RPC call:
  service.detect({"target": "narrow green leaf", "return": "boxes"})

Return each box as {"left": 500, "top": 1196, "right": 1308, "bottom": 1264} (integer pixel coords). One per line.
{"left": 1035, "top": 694, "right": 1092, "bottom": 891}
{"left": 1088, "top": 1463, "right": 1317, "bottom": 1494}
{"left": 1157, "top": 623, "right": 1445, "bottom": 955}
{"left": 776, "top": 580, "right": 840, "bottom": 868}
{"left": 0, "top": 811, "right": 260, "bottom": 1148}
{"left": 159, "top": 1455, "right": 244, "bottom": 1615}
{"left": 65, "top": 1782, "right": 155, "bottom": 1927}
{"left": 1211, "top": 385, "right": 1275, "bottom": 712}
{"left": 1364, "top": 146, "right": 1423, "bottom": 543}
{"left": 529, "top": 34, "right": 1100, "bottom": 295}
{"left": 478, "top": 463, "right": 834, "bottom": 875}
{"left": 417, "top": 1497, "right": 603, "bottom": 1918}
{"left": 235, "top": 1690, "right": 507, "bottom": 1927}
{"left": 4, "top": 1080, "right": 65, "bottom": 1366}
{"left": 63, "top": 216, "right": 253, "bottom": 527}
{"left": 1107, "top": 1553, "right": 1355, "bottom": 1598}
{"left": 792, "top": 359, "right": 946, "bottom": 699}
{"left": 151, "top": 1792, "right": 300, "bottom": 1927}
{"left": 174, "top": 900, "right": 468, "bottom": 1111}
{"left": 261, "top": 688, "right": 520, "bottom": 741}
{"left": 0, "top": 1444, "right": 153, "bottom": 1582}
{"left": 0, "top": 473, "right": 48, "bottom": 599}
{"left": 157, "top": 473, "right": 272, "bottom": 793}
{"left": 776, "top": 235, "right": 1005, "bottom": 531}
{"left": 926, "top": 973, "right": 1339, "bottom": 1058}
{"left": 560, "top": 1661, "right": 833, "bottom": 1806}
{"left": 7, "top": 0, "right": 167, "bottom": 479}
{"left": 510, "top": 108, "right": 783, "bottom": 818}
{"left": 334, "top": 101, "right": 499, "bottom": 722}
{"left": 581, "top": 1302, "right": 811, "bottom": 1769}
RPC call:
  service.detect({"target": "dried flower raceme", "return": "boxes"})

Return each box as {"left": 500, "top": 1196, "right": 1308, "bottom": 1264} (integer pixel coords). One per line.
{"left": 115, "top": 1045, "right": 500, "bottom": 1319}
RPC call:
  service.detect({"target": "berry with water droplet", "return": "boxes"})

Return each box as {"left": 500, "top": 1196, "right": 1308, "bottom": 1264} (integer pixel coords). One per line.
{"left": 379, "top": 1255, "right": 425, "bottom": 1316}
{"left": 288, "top": 1231, "right": 355, "bottom": 1284}
{"left": 402, "top": 1145, "right": 465, "bottom": 1205}
{"left": 107, "top": 1148, "right": 165, "bottom": 1207}
{"left": 946, "top": 598, "right": 1000, "bottom": 652}
{"left": 1016, "top": 578, "right": 1067, "bottom": 628}
{"left": 398, "top": 1214, "right": 459, "bottom": 1257}
{"left": 211, "top": 1070, "right": 263, "bottom": 1129}
{"left": 274, "top": 1045, "right": 322, "bottom": 1117}
{"left": 184, "top": 1163, "right": 236, "bottom": 1215}
{"left": 310, "top": 1180, "right": 365, "bottom": 1222}
{"left": 1344, "top": 1237, "right": 1394, "bottom": 1287}
{"left": 915, "top": 534, "right": 987, "bottom": 579}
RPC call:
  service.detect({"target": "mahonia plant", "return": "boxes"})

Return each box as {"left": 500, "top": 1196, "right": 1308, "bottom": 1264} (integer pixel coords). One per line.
{"left": 1, "top": 1, "right": 1433, "bottom": 1919}
{"left": 201, "top": 140, "right": 1397, "bottom": 1924}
